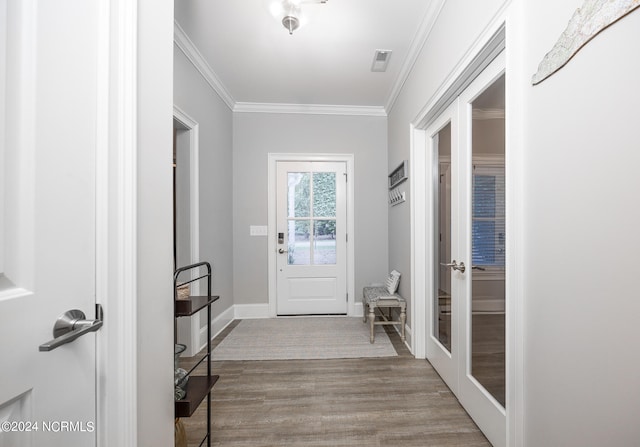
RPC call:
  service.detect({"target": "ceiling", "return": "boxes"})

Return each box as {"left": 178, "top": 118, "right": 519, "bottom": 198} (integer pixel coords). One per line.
{"left": 174, "top": 1, "right": 438, "bottom": 114}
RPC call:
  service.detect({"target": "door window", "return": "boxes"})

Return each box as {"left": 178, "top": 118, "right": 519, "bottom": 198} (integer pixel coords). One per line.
{"left": 286, "top": 171, "right": 337, "bottom": 266}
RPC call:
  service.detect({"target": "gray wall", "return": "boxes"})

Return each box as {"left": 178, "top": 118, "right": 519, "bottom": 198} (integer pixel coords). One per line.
{"left": 173, "top": 45, "right": 234, "bottom": 318}
{"left": 233, "top": 112, "right": 388, "bottom": 309}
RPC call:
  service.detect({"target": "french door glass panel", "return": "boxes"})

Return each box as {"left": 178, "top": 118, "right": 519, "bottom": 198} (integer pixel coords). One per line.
{"left": 435, "top": 122, "right": 452, "bottom": 352}
{"left": 470, "top": 74, "right": 506, "bottom": 408}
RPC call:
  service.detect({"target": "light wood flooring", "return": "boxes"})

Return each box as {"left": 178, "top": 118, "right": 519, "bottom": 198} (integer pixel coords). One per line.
{"left": 180, "top": 320, "right": 491, "bottom": 447}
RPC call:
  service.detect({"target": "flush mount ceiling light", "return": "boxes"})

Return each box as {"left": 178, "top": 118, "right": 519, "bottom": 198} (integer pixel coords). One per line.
{"left": 268, "top": 0, "right": 328, "bottom": 35}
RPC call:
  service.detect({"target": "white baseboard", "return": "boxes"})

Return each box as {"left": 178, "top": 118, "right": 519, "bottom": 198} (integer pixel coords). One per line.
{"left": 403, "top": 323, "right": 413, "bottom": 353}
{"left": 197, "top": 305, "right": 235, "bottom": 353}
{"left": 353, "top": 301, "right": 363, "bottom": 318}
{"left": 234, "top": 303, "right": 270, "bottom": 319}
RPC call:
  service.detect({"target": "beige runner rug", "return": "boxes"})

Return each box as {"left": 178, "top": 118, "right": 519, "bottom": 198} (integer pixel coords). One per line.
{"left": 212, "top": 317, "right": 397, "bottom": 361}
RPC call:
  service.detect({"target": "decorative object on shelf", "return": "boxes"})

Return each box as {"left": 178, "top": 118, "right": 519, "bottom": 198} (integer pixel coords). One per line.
{"left": 175, "top": 418, "right": 187, "bottom": 447}
{"left": 174, "top": 343, "right": 189, "bottom": 400}
{"left": 388, "top": 160, "right": 408, "bottom": 189}
{"left": 388, "top": 188, "right": 406, "bottom": 207}
{"left": 532, "top": 0, "right": 640, "bottom": 85}
{"left": 176, "top": 284, "right": 190, "bottom": 300}
{"left": 267, "top": 0, "right": 329, "bottom": 35}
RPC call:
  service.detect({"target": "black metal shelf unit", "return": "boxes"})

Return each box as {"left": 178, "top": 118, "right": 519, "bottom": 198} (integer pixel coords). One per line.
{"left": 174, "top": 261, "right": 219, "bottom": 447}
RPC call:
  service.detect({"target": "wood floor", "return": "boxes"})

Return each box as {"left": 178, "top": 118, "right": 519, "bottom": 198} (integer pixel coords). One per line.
{"left": 180, "top": 320, "right": 491, "bottom": 447}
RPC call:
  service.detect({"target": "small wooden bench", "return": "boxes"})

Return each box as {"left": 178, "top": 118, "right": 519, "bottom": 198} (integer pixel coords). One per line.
{"left": 362, "top": 286, "right": 406, "bottom": 344}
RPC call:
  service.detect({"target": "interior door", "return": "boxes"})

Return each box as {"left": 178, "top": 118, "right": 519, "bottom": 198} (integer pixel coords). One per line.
{"left": 426, "top": 52, "right": 506, "bottom": 447}
{"left": 0, "top": 1, "right": 100, "bottom": 445}
{"left": 426, "top": 103, "right": 460, "bottom": 391}
{"left": 276, "top": 161, "right": 347, "bottom": 315}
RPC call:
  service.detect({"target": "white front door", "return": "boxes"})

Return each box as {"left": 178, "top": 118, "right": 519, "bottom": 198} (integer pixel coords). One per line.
{"left": 276, "top": 161, "right": 347, "bottom": 315}
{"left": 426, "top": 52, "right": 506, "bottom": 446}
{"left": 0, "top": 0, "right": 101, "bottom": 445}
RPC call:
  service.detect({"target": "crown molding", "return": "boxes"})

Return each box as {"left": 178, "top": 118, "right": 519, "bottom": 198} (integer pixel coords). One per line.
{"left": 175, "top": 21, "right": 387, "bottom": 117}
{"left": 234, "top": 102, "right": 387, "bottom": 117}
{"left": 174, "top": 21, "right": 235, "bottom": 110}
{"left": 385, "top": 0, "right": 447, "bottom": 114}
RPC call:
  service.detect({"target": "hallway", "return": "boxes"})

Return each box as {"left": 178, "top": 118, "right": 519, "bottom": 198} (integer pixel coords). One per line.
{"left": 181, "top": 322, "right": 490, "bottom": 447}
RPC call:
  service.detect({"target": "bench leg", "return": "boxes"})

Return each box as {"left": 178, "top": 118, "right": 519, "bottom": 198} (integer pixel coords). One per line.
{"left": 363, "top": 302, "right": 367, "bottom": 323}
{"left": 369, "top": 306, "right": 376, "bottom": 343}
{"left": 400, "top": 306, "right": 406, "bottom": 342}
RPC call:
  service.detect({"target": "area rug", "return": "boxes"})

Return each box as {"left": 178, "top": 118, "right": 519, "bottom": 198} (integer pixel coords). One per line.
{"left": 212, "top": 317, "right": 397, "bottom": 361}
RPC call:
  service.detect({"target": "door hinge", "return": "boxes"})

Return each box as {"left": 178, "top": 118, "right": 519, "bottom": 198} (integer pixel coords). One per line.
{"left": 346, "top": 293, "right": 348, "bottom": 302}
{"left": 346, "top": 233, "right": 348, "bottom": 242}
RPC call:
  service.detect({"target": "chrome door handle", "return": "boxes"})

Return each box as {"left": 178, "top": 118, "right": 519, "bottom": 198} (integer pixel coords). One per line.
{"left": 39, "top": 304, "right": 104, "bottom": 352}
{"left": 440, "top": 260, "right": 466, "bottom": 273}
{"left": 278, "top": 248, "right": 288, "bottom": 254}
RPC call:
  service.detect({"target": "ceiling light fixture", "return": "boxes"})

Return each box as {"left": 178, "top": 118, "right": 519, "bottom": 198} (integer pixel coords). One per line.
{"left": 269, "top": 0, "right": 328, "bottom": 35}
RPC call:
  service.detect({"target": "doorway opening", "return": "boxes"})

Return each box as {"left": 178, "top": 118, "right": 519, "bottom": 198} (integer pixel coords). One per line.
{"left": 173, "top": 107, "right": 201, "bottom": 356}
{"left": 410, "top": 25, "right": 508, "bottom": 447}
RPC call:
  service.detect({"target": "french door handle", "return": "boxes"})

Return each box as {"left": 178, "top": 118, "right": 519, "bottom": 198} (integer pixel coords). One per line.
{"left": 39, "top": 304, "right": 104, "bottom": 352}
{"left": 440, "top": 260, "right": 466, "bottom": 273}
{"left": 278, "top": 248, "right": 288, "bottom": 254}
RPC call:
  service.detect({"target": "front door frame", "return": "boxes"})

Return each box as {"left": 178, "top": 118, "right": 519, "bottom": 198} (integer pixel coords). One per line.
{"left": 268, "top": 153, "right": 355, "bottom": 317}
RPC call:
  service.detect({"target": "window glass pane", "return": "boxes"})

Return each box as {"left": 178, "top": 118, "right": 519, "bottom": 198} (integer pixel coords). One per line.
{"left": 288, "top": 172, "right": 310, "bottom": 218}
{"left": 473, "top": 175, "right": 496, "bottom": 218}
{"left": 313, "top": 220, "right": 336, "bottom": 265}
{"left": 472, "top": 169, "right": 505, "bottom": 267}
{"left": 312, "top": 172, "right": 336, "bottom": 217}
{"left": 287, "top": 220, "right": 310, "bottom": 265}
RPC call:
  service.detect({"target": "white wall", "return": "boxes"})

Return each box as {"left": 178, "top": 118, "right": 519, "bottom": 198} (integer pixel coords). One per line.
{"left": 233, "top": 112, "right": 388, "bottom": 311}
{"left": 173, "top": 45, "right": 234, "bottom": 325}
{"left": 519, "top": 1, "right": 640, "bottom": 444}
{"left": 137, "top": 0, "right": 174, "bottom": 444}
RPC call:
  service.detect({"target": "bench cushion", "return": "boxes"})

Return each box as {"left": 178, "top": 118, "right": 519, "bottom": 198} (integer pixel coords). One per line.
{"left": 363, "top": 286, "right": 406, "bottom": 304}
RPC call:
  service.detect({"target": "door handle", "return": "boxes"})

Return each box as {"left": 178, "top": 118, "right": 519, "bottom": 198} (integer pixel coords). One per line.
{"left": 278, "top": 248, "right": 288, "bottom": 254}
{"left": 440, "top": 260, "right": 466, "bottom": 273}
{"left": 39, "top": 304, "right": 104, "bottom": 352}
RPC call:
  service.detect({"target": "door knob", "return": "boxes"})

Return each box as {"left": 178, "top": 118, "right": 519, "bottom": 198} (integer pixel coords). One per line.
{"left": 278, "top": 248, "right": 288, "bottom": 254}
{"left": 440, "top": 260, "right": 466, "bottom": 273}
{"left": 39, "top": 304, "right": 104, "bottom": 352}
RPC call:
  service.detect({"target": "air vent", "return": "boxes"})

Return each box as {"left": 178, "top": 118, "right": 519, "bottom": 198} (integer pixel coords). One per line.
{"left": 371, "top": 49, "right": 392, "bottom": 72}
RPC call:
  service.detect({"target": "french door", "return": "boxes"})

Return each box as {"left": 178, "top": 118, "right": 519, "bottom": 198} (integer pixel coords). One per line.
{"left": 275, "top": 161, "right": 347, "bottom": 315}
{"left": 426, "top": 52, "right": 506, "bottom": 446}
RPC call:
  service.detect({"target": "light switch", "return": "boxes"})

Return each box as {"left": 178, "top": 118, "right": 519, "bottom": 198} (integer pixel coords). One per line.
{"left": 250, "top": 225, "right": 268, "bottom": 236}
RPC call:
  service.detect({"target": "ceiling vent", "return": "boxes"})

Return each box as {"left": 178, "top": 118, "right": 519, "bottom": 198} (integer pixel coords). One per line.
{"left": 371, "top": 49, "right": 392, "bottom": 72}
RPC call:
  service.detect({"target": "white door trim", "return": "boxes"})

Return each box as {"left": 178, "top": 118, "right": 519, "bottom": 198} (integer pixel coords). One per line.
{"left": 172, "top": 105, "right": 202, "bottom": 356}
{"left": 267, "top": 153, "right": 355, "bottom": 317}
{"left": 96, "top": 0, "right": 138, "bottom": 445}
